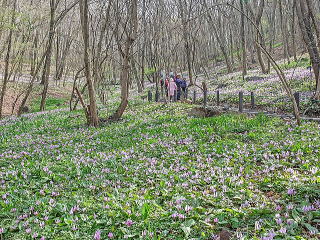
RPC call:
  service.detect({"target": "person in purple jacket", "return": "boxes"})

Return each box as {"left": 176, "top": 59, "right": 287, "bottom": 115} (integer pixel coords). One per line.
{"left": 175, "top": 75, "right": 183, "bottom": 100}
{"left": 181, "top": 78, "right": 187, "bottom": 98}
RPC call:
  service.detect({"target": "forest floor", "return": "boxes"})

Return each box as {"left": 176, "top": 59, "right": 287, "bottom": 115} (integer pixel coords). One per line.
{"left": 0, "top": 102, "right": 319, "bottom": 239}
{"left": 0, "top": 81, "right": 72, "bottom": 116}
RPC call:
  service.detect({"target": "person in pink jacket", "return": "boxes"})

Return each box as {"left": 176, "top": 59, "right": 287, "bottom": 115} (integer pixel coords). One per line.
{"left": 168, "top": 78, "right": 177, "bottom": 101}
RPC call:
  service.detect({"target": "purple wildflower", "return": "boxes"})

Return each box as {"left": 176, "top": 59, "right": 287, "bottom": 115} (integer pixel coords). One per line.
{"left": 279, "top": 227, "right": 287, "bottom": 234}
{"left": 185, "top": 205, "right": 192, "bottom": 212}
{"left": 276, "top": 218, "right": 282, "bottom": 224}
{"left": 171, "top": 213, "right": 178, "bottom": 218}
{"left": 124, "top": 219, "right": 134, "bottom": 227}
{"left": 108, "top": 232, "right": 113, "bottom": 238}
{"left": 94, "top": 230, "right": 101, "bottom": 240}
{"left": 287, "top": 188, "right": 296, "bottom": 195}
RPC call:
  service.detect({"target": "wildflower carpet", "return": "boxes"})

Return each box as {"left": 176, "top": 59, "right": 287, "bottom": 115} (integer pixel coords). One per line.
{"left": 0, "top": 102, "right": 319, "bottom": 239}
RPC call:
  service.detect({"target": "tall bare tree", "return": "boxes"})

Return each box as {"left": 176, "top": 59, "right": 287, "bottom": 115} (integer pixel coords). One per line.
{"left": 79, "top": 0, "right": 99, "bottom": 126}
{"left": 111, "top": 0, "right": 138, "bottom": 121}
{"left": 295, "top": 0, "right": 320, "bottom": 99}
{"left": 0, "top": 0, "right": 17, "bottom": 118}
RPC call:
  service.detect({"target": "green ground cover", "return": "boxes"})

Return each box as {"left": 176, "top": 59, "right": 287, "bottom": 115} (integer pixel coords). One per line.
{"left": 0, "top": 102, "right": 319, "bottom": 239}
{"left": 30, "top": 97, "right": 69, "bottom": 113}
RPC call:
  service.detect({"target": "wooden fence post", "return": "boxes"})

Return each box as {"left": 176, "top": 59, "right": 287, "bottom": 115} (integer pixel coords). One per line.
{"left": 294, "top": 92, "right": 300, "bottom": 110}
{"left": 251, "top": 92, "right": 255, "bottom": 108}
{"left": 216, "top": 90, "right": 220, "bottom": 106}
{"left": 193, "top": 90, "right": 196, "bottom": 104}
{"left": 239, "top": 91, "right": 244, "bottom": 113}
{"left": 148, "top": 90, "right": 152, "bottom": 102}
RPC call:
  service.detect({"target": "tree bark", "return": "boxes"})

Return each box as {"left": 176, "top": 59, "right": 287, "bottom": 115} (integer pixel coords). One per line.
{"left": 139, "top": 0, "right": 147, "bottom": 92}
{"left": 79, "top": 0, "right": 99, "bottom": 126}
{"left": 295, "top": 0, "right": 320, "bottom": 98}
{"left": 40, "top": 0, "right": 56, "bottom": 111}
{"left": 55, "top": 33, "right": 72, "bottom": 84}
{"left": 291, "top": 0, "right": 298, "bottom": 62}
{"left": 0, "top": 0, "right": 17, "bottom": 118}
{"left": 110, "top": 0, "right": 138, "bottom": 121}
{"left": 305, "top": 0, "right": 320, "bottom": 49}
{"left": 178, "top": 0, "right": 194, "bottom": 85}
{"left": 279, "top": 0, "right": 291, "bottom": 63}
{"left": 248, "top": 0, "right": 268, "bottom": 73}
{"left": 240, "top": 0, "right": 247, "bottom": 78}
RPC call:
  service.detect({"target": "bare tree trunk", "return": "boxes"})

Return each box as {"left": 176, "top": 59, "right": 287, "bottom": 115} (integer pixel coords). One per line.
{"left": 178, "top": 0, "right": 194, "bottom": 85}
{"left": 79, "top": 0, "right": 99, "bottom": 126}
{"left": 279, "top": 0, "right": 291, "bottom": 63}
{"left": 0, "top": 0, "right": 8, "bottom": 42}
{"left": 203, "top": 0, "right": 233, "bottom": 73}
{"left": 132, "top": 58, "right": 141, "bottom": 92}
{"left": 55, "top": 34, "right": 72, "bottom": 84}
{"left": 18, "top": 52, "right": 47, "bottom": 116}
{"left": 240, "top": 0, "right": 247, "bottom": 78}
{"left": 248, "top": 0, "right": 268, "bottom": 73}
{"left": 296, "top": 0, "right": 320, "bottom": 98}
{"left": 266, "top": 0, "right": 277, "bottom": 73}
{"left": 0, "top": 0, "right": 17, "bottom": 118}
{"left": 93, "top": 2, "right": 111, "bottom": 89}
{"left": 111, "top": 0, "right": 138, "bottom": 121}
{"left": 229, "top": 25, "right": 235, "bottom": 66}
{"left": 140, "top": 0, "right": 147, "bottom": 92}
{"left": 291, "top": 1, "right": 298, "bottom": 62}
{"left": 40, "top": 0, "right": 56, "bottom": 111}
{"left": 30, "top": 31, "right": 39, "bottom": 78}
{"left": 305, "top": 0, "right": 320, "bottom": 49}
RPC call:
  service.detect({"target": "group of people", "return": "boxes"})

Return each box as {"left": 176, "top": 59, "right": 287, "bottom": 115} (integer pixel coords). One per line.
{"left": 160, "top": 71, "right": 188, "bottom": 101}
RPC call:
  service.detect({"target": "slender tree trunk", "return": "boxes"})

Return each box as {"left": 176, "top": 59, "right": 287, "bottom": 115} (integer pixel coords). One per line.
{"left": 203, "top": 0, "right": 233, "bottom": 73}
{"left": 266, "top": 0, "right": 277, "bottom": 73}
{"left": 30, "top": 31, "right": 39, "bottom": 78}
{"left": 0, "top": 0, "right": 17, "bottom": 118}
{"left": 55, "top": 37, "right": 72, "bottom": 83}
{"left": 40, "top": 0, "right": 56, "bottom": 111}
{"left": 240, "top": 0, "right": 247, "bottom": 77}
{"left": 140, "top": 0, "right": 147, "bottom": 92}
{"left": 296, "top": 0, "right": 320, "bottom": 98}
{"left": 55, "top": 28, "right": 61, "bottom": 85}
{"left": 93, "top": 2, "right": 111, "bottom": 89}
{"left": 279, "top": 0, "right": 291, "bottom": 63}
{"left": 111, "top": 0, "right": 138, "bottom": 121}
{"left": 79, "top": 0, "right": 99, "bottom": 126}
{"left": 0, "top": 0, "right": 8, "bottom": 42}
{"left": 178, "top": 0, "right": 194, "bottom": 85}
{"left": 132, "top": 58, "right": 142, "bottom": 92}
{"left": 249, "top": 0, "right": 268, "bottom": 73}
{"left": 229, "top": 26, "right": 235, "bottom": 66}
{"left": 18, "top": 52, "right": 47, "bottom": 116}
{"left": 291, "top": 1, "right": 298, "bottom": 61}
{"left": 305, "top": 0, "right": 320, "bottom": 49}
